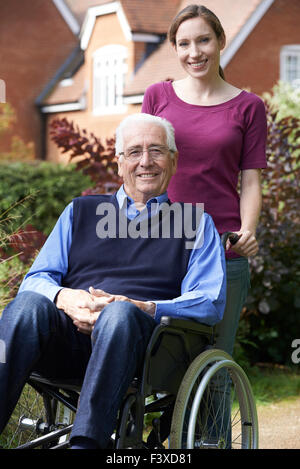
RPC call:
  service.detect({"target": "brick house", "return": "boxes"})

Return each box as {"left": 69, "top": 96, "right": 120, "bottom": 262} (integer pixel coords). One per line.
{"left": 0, "top": 0, "right": 79, "bottom": 159}
{"left": 40, "top": 0, "right": 181, "bottom": 161}
{"left": 1, "top": 0, "right": 300, "bottom": 161}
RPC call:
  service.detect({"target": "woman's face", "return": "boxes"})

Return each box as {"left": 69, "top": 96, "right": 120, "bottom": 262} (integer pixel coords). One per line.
{"left": 174, "top": 16, "right": 225, "bottom": 79}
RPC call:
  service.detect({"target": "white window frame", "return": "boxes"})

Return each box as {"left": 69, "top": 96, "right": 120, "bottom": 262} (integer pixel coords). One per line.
{"left": 93, "top": 45, "right": 128, "bottom": 115}
{"left": 280, "top": 45, "right": 300, "bottom": 88}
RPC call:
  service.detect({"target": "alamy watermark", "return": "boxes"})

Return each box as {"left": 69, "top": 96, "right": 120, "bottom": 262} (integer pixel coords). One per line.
{"left": 0, "top": 79, "right": 6, "bottom": 103}
{"left": 95, "top": 202, "right": 204, "bottom": 249}
{"left": 291, "top": 339, "right": 300, "bottom": 364}
{"left": 0, "top": 339, "right": 6, "bottom": 363}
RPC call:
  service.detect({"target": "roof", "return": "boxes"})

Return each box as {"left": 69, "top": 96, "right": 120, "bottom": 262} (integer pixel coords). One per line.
{"left": 124, "top": 0, "right": 273, "bottom": 96}
{"left": 65, "top": 0, "right": 181, "bottom": 33}
{"left": 40, "top": 0, "right": 180, "bottom": 107}
{"left": 40, "top": 64, "right": 86, "bottom": 110}
{"left": 120, "top": 0, "right": 181, "bottom": 34}
{"left": 41, "top": 0, "right": 274, "bottom": 107}
{"left": 36, "top": 46, "right": 85, "bottom": 111}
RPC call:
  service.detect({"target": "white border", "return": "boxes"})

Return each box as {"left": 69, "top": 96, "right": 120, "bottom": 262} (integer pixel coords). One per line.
{"left": 132, "top": 33, "right": 161, "bottom": 43}
{"left": 41, "top": 102, "right": 84, "bottom": 113}
{"left": 52, "top": 0, "right": 80, "bottom": 36}
{"left": 123, "top": 94, "right": 144, "bottom": 104}
{"left": 41, "top": 93, "right": 86, "bottom": 113}
{"left": 80, "top": 1, "right": 132, "bottom": 50}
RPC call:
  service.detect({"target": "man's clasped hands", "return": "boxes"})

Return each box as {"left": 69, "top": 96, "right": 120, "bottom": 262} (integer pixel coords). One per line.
{"left": 55, "top": 286, "right": 155, "bottom": 335}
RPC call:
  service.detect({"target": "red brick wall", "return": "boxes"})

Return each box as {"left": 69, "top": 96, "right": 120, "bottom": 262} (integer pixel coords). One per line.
{"left": 45, "top": 13, "right": 142, "bottom": 162}
{"left": 225, "top": 0, "right": 300, "bottom": 96}
{"left": 0, "top": 0, "right": 77, "bottom": 158}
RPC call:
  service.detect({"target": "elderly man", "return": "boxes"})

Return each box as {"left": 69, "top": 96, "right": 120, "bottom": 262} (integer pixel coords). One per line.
{"left": 0, "top": 113, "right": 226, "bottom": 449}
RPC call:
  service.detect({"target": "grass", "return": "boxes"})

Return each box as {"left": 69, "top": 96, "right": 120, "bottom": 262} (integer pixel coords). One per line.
{"left": 246, "top": 365, "right": 300, "bottom": 406}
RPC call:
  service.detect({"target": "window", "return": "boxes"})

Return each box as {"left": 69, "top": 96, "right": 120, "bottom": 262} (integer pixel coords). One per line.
{"left": 280, "top": 45, "right": 300, "bottom": 87}
{"left": 93, "top": 45, "right": 128, "bottom": 114}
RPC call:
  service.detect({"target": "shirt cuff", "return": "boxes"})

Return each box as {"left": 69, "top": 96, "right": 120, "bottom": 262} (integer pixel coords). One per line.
{"left": 153, "top": 300, "right": 175, "bottom": 323}
{"left": 18, "top": 284, "right": 63, "bottom": 304}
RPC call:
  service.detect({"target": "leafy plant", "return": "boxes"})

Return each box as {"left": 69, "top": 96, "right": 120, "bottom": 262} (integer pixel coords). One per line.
{"left": 0, "top": 202, "right": 43, "bottom": 310}
{"left": 263, "top": 81, "right": 300, "bottom": 120}
{"left": 0, "top": 255, "right": 28, "bottom": 310}
{"left": 241, "top": 102, "right": 300, "bottom": 365}
{"left": 0, "top": 161, "right": 94, "bottom": 235}
{"left": 50, "top": 118, "right": 121, "bottom": 195}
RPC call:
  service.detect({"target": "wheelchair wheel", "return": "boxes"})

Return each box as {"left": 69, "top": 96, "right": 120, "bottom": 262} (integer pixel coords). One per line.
{"left": 0, "top": 383, "right": 74, "bottom": 449}
{"left": 170, "top": 349, "right": 258, "bottom": 449}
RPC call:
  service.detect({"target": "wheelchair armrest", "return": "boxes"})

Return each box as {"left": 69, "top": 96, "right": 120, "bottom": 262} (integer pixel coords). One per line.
{"left": 160, "top": 316, "right": 213, "bottom": 340}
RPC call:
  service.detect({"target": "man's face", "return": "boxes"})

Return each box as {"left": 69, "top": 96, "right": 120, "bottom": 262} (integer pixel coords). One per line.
{"left": 117, "top": 122, "right": 178, "bottom": 204}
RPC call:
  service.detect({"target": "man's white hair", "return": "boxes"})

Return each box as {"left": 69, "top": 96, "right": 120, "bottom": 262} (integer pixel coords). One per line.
{"left": 115, "top": 113, "right": 177, "bottom": 157}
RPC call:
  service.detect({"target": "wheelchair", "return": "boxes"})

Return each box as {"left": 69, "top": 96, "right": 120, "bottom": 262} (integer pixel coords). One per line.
{"left": 0, "top": 233, "right": 258, "bottom": 450}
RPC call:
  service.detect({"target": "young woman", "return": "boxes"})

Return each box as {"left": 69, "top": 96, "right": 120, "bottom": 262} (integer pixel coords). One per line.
{"left": 142, "top": 4, "right": 268, "bottom": 356}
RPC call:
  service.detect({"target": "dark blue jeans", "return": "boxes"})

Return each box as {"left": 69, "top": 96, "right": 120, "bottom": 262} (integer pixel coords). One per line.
{"left": 215, "top": 257, "right": 250, "bottom": 355}
{"left": 0, "top": 291, "right": 156, "bottom": 448}
{"left": 210, "top": 257, "right": 250, "bottom": 447}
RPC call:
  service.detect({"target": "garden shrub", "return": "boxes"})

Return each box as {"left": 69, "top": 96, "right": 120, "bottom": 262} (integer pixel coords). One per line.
{"left": 0, "top": 205, "right": 42, "bottom": 310}
{"left": 0, "top": 255, "right": 28, "bottom": 309}
{"left": 0, "top": 162, "right": 93, "bottom": 309}
{"left": 263, "top": 81, "right": 300, "bottom": 120}
{"left": 50, "top": 118, "right": 121, "bottom": 195}
{"left": 0, "top": 161, "right": 94, "bottom": 235}
{"left": 238, "top": 102, "right": 300, "bottom": 366}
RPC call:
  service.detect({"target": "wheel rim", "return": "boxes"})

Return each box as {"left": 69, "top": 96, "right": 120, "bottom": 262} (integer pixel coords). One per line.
{"left": 0, "top": 384, "right": 48, "bottom": 448}
{"left": 170, "top": 349, "right": 258, "bottom": 449}
{"left": 0, "top": 384, "right": 75, "bottom": 449}
{"left": 187, "top": 360, "right": 253, "bottom": 449}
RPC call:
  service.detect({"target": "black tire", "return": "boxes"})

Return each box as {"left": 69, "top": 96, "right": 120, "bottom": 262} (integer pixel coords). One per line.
{"left": 170, "top": 349, "right": 258, "bottom": 449}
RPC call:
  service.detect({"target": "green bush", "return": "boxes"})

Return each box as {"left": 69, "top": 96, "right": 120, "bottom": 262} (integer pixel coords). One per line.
{"left": 263, "top": 81, "right": 300, "bottom": 120}
{"left": 0, "top": 161, "right": 94, "bottom": 235}
{"left": 0, "top": 255, "right": 28, "bottom": 310}
{"left": 236, "top": 101, "right": 300, "bottom": 366}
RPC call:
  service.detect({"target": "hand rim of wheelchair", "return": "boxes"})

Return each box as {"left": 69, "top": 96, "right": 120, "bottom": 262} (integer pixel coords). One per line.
{"left": 1, "top": 328, "right": 258, "bottom": 449}
{"left": 169, "top": 349, "right": 258, "bottom": 449}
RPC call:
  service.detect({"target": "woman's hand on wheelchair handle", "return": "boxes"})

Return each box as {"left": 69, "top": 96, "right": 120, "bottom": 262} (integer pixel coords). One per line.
{"left": 226, "top": 230, "right": 258, "bottom": 257}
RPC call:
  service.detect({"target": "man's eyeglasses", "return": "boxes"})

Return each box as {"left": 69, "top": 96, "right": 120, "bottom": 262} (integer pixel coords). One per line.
{"left": 119, "top": 145, "right": 172, "bottom": 162}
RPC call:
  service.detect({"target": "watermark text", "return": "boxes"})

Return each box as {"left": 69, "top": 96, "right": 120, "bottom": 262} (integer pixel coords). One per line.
{"left": 96, "top": 202, "right": 204, "bottom": 249}
{"left": 0, "top": 339, "right": 6, "bottom": 363}
{"left": 0, "top": 79, "right": 6, "bottom": 103}
{"left": 291, "top": 339, "right": 300, "bottom": 364}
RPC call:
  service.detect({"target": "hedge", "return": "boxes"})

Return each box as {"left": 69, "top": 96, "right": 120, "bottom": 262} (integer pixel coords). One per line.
{"left": 0, "top": 161, "right": 93, "bottom": 235}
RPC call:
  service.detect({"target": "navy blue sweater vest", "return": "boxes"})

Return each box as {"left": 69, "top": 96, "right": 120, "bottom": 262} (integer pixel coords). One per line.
{"left": 62, "top": 194, "right": 196, "bottom": 302}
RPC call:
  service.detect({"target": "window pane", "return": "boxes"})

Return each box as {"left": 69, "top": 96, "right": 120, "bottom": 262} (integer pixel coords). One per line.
{"left": 282, "top": 48, "right": 300, "bottom": 85}
{"left": 93, "top": 46, "right": 127, "bottom": 113}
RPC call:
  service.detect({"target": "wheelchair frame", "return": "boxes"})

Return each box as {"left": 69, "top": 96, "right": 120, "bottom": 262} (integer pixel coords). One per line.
{"left": 1, "top": 317, "right": 258, "bottom": 450}
{"left": 0, "top": 232, "right": 258, "bottom": 449}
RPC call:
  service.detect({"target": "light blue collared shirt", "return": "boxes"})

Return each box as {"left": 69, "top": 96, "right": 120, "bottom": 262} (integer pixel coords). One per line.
{"left": 19, "top": 186, "right": 226, "bottom": 325}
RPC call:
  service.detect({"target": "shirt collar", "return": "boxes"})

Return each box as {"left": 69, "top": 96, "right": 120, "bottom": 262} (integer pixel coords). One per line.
{"left": 116, "top": 184, "right": 169, "bottom": 210}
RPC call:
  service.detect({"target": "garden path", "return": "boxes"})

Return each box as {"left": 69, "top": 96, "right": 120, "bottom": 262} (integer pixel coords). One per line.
{"left": 257, "top": 396, "right": 300, "bottom": 449}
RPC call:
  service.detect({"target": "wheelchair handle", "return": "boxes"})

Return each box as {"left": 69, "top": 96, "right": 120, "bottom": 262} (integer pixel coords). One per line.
{"left": 221, "top": 231, "right": 241, "bottom": 249}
